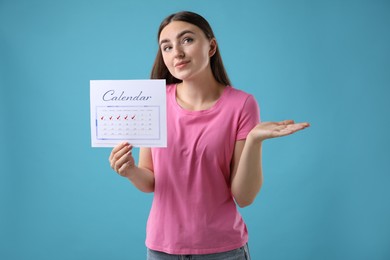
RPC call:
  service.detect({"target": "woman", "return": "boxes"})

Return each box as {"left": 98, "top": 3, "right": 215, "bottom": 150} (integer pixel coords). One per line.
{"left": 109, "top": 11, "right": 309, "bottom": 260}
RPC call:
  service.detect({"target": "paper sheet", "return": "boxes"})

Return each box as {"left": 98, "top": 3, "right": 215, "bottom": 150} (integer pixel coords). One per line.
{"left": 90, "top": 79, "right": 167, "bottom": 147}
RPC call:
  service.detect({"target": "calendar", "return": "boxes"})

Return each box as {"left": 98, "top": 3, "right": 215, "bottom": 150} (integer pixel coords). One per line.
{"left": 90, "top": 80, "right": 167, "bottom": 147}
{"left": 96, "top": 106, "right": 160, "bottom": 140}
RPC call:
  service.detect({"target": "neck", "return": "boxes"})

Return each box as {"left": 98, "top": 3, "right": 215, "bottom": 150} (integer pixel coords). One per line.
{"left": 176, "top": 70, "right": 225, "bottom": 111}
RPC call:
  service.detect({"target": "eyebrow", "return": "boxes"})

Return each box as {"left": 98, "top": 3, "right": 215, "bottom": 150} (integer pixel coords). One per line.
{"left": 159, "top": 30, "right": 195, "bottom": 45}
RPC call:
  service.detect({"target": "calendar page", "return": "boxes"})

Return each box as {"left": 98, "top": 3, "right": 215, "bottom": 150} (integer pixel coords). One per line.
{"left": 90, "top": 79, "right": 167, "bottom": 147}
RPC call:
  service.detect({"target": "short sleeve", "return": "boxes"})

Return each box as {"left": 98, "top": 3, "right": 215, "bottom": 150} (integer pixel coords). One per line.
{"left": 236, "top": 95, "right": 260, "bottom": 140}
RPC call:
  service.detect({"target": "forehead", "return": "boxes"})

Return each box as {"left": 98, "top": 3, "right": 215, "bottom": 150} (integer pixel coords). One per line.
{"left": 159, "top": 21, "right": 204, "bottom": 41}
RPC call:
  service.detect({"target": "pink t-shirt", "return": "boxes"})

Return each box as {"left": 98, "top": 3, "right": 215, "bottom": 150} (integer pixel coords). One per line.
{"left": 147, "top": 84, "right": 260, "bottom": 255}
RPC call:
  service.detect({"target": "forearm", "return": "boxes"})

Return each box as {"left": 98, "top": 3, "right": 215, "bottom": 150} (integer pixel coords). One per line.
{"left": 231, "top": 134, "right": 263, "bottom": 207}
{"left": 126, "top": 166, "right": 155, "bottom": 193}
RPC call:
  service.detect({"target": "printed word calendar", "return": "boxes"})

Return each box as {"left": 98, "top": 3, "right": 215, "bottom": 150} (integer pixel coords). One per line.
{"left": 90, "top": 80, "right": 167, "bottom": 147}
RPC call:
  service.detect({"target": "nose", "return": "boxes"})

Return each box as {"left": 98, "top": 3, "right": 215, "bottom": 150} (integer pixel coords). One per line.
{"left": 173, "top": 45, "right": 185, "bottom": 58}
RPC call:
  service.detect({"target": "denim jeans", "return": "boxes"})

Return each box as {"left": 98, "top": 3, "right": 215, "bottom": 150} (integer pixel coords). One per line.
{"left": 146, "top": 243, "right": 251, "bottom": 260}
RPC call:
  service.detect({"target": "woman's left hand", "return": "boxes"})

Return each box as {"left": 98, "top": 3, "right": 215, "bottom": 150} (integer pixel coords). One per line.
{"left": 248, "top": 120, "right": 310, "bottom": 142}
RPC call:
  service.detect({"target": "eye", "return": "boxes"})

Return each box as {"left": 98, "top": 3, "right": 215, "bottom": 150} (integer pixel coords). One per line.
{"left": 162, "top": 45, "right": 172, "bottom": 52}
{"left": 182, "top": 37, "right": 194, "bottom": 44}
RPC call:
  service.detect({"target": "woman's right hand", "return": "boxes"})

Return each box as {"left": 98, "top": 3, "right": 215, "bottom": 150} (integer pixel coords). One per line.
{"left": 109, "top": 142, "right": 136, "bottom": 177}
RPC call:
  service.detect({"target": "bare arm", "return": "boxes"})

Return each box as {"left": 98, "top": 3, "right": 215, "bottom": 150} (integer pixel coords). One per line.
{"left": 109, "top": 142, "right": 155, "bottom": 193}
{"left": 230, "top": 138, "right": 262, "bottom": 208}
{"left": 231, "top": 120, "right": 310, "bottom": 207}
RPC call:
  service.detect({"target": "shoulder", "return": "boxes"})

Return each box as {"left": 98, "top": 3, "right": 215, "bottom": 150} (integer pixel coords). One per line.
{"left": 226, "top": 86, "right": 255, "bottom": 99}
{"left": 224, "top": 86, "right": 258, "bottom": 108}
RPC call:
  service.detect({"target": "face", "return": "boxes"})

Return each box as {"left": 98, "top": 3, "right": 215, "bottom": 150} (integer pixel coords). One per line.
{"left": 159, "top": 21, "right": 216, "bottom": 81}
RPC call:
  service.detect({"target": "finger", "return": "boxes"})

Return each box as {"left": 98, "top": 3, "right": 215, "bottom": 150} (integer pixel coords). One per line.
{"left": 279, "top": 120, "right": 295, "bottom": 125}
{"left": 281, "top": 123, "right": 309, "bottom": 134}
{"left": 272, "top": 123, "right": 308, "bottom": 136}
{"left": 110, "top": 144, "right": 133, "bottom": 169}
{"left": 291, "top": 122, "right": 310, "bottom": 130}
{"left": 277, "top": 121, "right": 309, "bottom": 131}
{"left": 109, "top": 141, "right": 128, "bottom": 161}
{"left": 117, "top": 156, "right": 135, "bottom": 176}
{"left": 113, "top": 146, "right": 133, "bottom": 170}
{"left": 274, "top": 124, "right": 292, "bottom": 131}
{"left": 114, "top": 149, "right": 134, "bottom": 172}
{"left": 110, "top": 144, "right": 127, "bottom": 168}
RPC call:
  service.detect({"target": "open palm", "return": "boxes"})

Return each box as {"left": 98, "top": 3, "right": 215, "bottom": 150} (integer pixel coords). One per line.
{"left": 250, "top": 120, "right": 310, "bottom": 142}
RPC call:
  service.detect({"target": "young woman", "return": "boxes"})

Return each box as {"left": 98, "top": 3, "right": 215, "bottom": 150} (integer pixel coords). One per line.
{"left": 109, "top": 11, "right": 309, "bottom": 260}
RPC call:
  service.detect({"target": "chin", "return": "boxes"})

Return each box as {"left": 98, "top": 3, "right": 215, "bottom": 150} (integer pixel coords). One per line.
{"left": 172, "top": 73, "right": 190, "bottom": 81}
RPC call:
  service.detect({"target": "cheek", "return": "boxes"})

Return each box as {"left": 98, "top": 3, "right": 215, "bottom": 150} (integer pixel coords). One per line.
{"left": 162, "top": 54, "right": 177, "bottom": 75}
{"left": 194, "top": 50, "right": 211, "bottom": 68}
{"left": 161, "top": 54, "right": 171, "bottom": 67}
{"left": 194, "top": 44, "right": 212, "bottom": 63}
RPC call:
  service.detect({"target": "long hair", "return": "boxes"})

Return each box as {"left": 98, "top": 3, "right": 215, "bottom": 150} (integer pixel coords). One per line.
{"left": 150, "top": 11, "right": 231, "bottom": 86}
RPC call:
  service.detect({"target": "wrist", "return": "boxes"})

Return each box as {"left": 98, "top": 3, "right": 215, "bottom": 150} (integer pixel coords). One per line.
{"left": 124, "top": 164, "right": 138, "bottom": 179}
{"left": 247, "top": 130, "right": 265, "bottom": 144}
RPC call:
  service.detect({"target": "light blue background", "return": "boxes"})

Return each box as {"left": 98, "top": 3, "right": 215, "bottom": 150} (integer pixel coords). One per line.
{"left": 1, "top": 0, "right": 389, "bottom": 259}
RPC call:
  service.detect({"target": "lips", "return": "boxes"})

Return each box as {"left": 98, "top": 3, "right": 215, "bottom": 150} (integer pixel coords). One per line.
{"left": 174, "top": 60, "right": 190, "bottom": 68}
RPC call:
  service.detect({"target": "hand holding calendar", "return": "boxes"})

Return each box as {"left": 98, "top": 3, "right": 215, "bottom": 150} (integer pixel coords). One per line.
{"left": 90, "top": 80, "right": 167, "bottom": 147}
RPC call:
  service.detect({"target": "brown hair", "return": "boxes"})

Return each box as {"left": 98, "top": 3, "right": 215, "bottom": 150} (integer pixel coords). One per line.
{"left": 150, "top": 11, "right": 231, "bottom": 86}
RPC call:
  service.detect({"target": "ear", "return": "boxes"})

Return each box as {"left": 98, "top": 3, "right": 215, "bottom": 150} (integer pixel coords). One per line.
{"left": 209, "top": 38, "right": 217, "bottom": 57}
